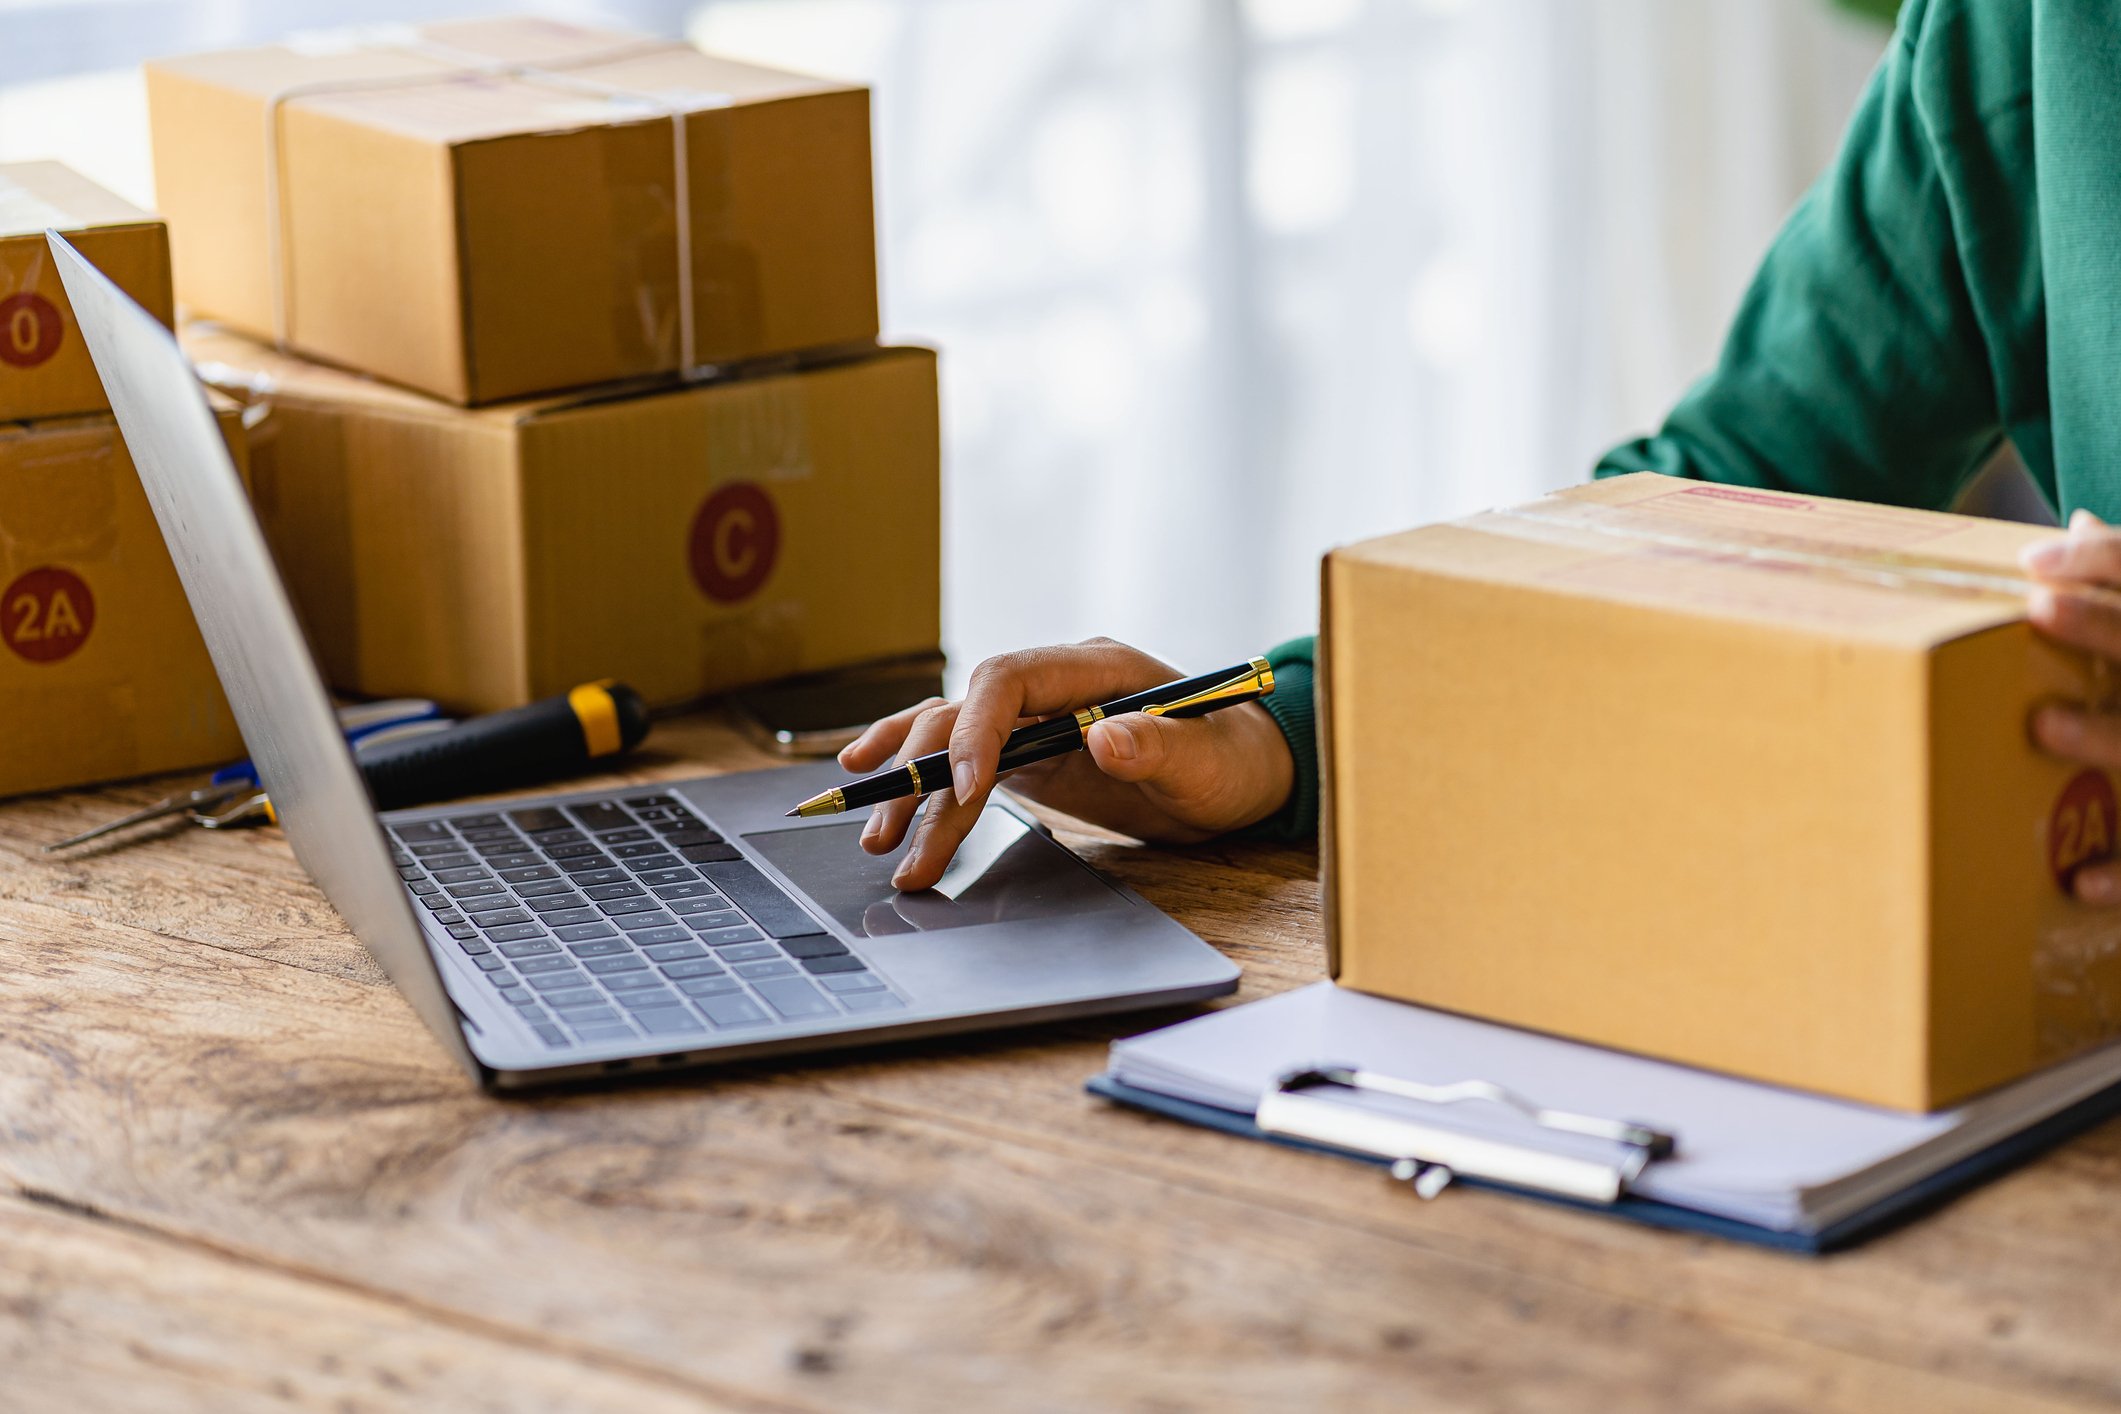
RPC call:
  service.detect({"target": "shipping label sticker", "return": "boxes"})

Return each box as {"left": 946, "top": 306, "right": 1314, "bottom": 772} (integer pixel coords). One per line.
{"left": 0, "top": 292, "right": 63, "bottom": 368}
{"left": 3, "top": 566, "right": 95, "bottom": 664}
{"left": 688, "top": 482, "right": 780, "bottom": 604}
{"left": 2050, "top": 769, "right": 2117, "bottom": 895}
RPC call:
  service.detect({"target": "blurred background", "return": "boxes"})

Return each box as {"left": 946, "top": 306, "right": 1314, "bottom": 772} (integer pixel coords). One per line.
{"left": 4, "top": 0, "right": 1901, "bottom": 683}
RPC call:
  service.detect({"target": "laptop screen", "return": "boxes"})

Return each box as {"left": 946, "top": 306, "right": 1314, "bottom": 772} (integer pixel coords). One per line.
{"left": 50, "top": 232, "right": 477, "bottom": 1077}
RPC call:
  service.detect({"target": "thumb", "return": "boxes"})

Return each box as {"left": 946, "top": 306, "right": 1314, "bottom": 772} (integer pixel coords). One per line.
{"left": 1085, "top": 712, "right": 1215, "bottom": 792}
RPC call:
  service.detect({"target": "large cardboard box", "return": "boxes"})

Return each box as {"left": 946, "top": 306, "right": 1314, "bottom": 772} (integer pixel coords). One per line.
{"left": 0, "top": 162, "right": 174, "bottom": 422}
{"left": 0, "top": 399, "right": 247, "bottom": 796}
{"left": 1323, "top": 473, "right": 2121, "bottom": 1112}
{"left": 147, "top": 17, "right": 879, "bottom": 405}
{"left": 187, "top": 328, "right": 938, "bottom": 713}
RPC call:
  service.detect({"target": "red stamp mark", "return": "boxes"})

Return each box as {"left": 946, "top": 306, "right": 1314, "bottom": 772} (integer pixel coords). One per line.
{"left": 688, "top": 482, "right": 780, "bottom": 604}
{"left": 0, "top": 292, "right": 64, "bottom": 369}
{"left": 2, "top": 566, "right": 95, "bottom": 664}
{"left": 2051, "top": 769, "right": 2117, "bottom": 895}
{"left": 1675, "top": 485, "right": 1812, "bottom": 511}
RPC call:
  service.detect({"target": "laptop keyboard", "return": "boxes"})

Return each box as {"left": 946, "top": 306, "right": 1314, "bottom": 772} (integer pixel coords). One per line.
{"left": 387, "top": 793, "right": 906, "bottom": 1051}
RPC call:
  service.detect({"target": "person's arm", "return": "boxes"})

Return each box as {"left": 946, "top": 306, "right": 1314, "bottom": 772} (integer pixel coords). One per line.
{"left": 1239, "top": 3, "right": 2009, "bottom": 843}
{"left": 1599, "top": 0, "right": 2003, "bottom": 507}
{"left": 1239, "top": 635, "right": 1319, "bottom": 842}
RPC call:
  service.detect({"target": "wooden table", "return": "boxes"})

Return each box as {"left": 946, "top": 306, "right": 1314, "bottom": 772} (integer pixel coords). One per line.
{"left": 2, "top": 711, "right": 2118, "bottom": 1413}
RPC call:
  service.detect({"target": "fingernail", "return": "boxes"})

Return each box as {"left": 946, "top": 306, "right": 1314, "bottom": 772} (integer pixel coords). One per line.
{"left": 2021, "top": 539, "right": 2068, "bottom": 575}
{"left": 953, "top": 760, "right": 977, "bottom": 805}
{"left": 891, "top": 862, "right": 915, "bottom": 889}
{"left": 1098, "top": 721, "right": 1136, "bottom": 761}
{"left": 2081, "top": 869, "right": 2118, "bottom": 905}
{"left": 2072, "top": 508, "right": 2106, "bottom": 532}
{"left": 2028, "top": 585, "right": 2058, "bottom": 623}
{"left": 862, "top": 807, "right": 884, "bottom": 842}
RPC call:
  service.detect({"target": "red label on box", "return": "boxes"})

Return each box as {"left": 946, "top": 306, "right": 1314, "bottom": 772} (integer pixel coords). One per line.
{"left": 3, "top": 566, "right": 95, "bottom": 663}
{"left": 688, "top": 482, "right": 780, "bottom": 603}
{"left": 0, "top": 292, "right": 64, "bottom": 368}
{"left": 2051, "top": 769, "right": 2117, "bottom": 894}
{"left": 1675, "top": 485, "right": 1813, "bottom": 512}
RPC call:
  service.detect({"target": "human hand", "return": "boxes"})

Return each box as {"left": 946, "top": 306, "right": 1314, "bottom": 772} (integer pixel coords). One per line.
{"left": 2022, "top": 510, "right": 2121, "bottom": 903}
{"left": 838, "top": 638, "right": 1295, "bottom": 891}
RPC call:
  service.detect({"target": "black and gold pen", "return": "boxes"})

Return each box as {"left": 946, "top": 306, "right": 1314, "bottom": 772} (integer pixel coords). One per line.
{"left": 784, "top": 657, "right": 1276, "bottom": 818}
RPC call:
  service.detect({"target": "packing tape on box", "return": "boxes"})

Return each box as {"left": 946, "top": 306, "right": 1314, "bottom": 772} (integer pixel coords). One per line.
{"left": 0, "top": 172, "right": 81, "bottom": 235}
{"left": 258, "top": 33, "right": 729, "bottom": 382}
{"left": 0, "top": 173, "right": 63, "bottom": 320}
{"left": 1488, "top": 500, "right": 2032, "bottom": 601}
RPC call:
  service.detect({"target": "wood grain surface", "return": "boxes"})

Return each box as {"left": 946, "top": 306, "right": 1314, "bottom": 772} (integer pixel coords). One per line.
{"left": 2, "top": 712, "right": 2118, "bottom": 1413}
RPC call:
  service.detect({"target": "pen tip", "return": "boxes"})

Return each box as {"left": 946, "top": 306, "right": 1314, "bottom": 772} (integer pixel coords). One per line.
{"left": 783, "top": 808, "right": 800, "bottom": 817}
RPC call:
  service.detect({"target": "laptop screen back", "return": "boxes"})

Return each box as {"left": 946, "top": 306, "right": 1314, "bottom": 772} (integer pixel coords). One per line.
{"left": 50, "top": 233, "right": 476, "bottom": 1077}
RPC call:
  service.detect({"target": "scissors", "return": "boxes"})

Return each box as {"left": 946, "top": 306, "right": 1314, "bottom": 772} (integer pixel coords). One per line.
{"left": 45, "top": 699, "right": 447, "bottom": 851}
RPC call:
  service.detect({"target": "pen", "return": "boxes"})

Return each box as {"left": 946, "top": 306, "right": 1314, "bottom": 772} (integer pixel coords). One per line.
{"left": 785, "top": 657, "right": 1276, "bottom": 818}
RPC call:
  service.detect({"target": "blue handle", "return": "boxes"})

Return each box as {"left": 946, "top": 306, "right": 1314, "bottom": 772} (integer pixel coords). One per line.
{"left": 210, "top": 701, "right": 445, "bottom": 788}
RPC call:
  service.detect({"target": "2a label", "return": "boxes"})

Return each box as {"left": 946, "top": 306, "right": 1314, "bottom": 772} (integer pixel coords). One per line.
{"left": 688, "top": 482, "right": 781, "bottom": 604}
{"left": 2051, "top": 769, "right": 2117, "bottom": 895}
{"left": 2, "top": 566, "right": 95, "bottom": 663}
{"left": 0, "top": 292, "right": 64, "bottom": 369}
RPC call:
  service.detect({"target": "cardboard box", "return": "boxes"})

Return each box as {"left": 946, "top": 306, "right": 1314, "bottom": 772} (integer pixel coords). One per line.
{"left": 1323, "top": 473, "right": 2121, "bottom": 1112}
{"left": 147, "top": 17, "right": 879, "bottom": 405}
{"left": 0, "top": 162, "right": 174, "bottom": 422}
{"left": 0, "top": 398, "right": 247, "bottom": 796}
{"left": 187, "top": 328, "right": 938, "bottom": 712}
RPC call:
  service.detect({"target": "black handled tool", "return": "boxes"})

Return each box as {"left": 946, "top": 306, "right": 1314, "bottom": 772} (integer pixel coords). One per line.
{"left": 784, "top": 657, "right": 1274, "bottom": 817}
{"left": 47, "top": 681, "right": 651, "bottom": 848}
{"left": 355, "top": 680, "right": 650, "bottom": 810}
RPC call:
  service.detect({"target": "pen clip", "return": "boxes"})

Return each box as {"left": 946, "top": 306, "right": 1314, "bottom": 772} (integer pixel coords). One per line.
{"left": 1141, "top": 656, "right": 1275, "bottom": 718}
{"left": 1255, "top": 1064, "right": 1677, "bottom": 1206}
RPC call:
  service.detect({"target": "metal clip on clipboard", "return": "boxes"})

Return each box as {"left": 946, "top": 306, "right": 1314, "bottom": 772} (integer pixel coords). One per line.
{"left": 1255, "top": 1065, "right": 1678, "bottom": 1203}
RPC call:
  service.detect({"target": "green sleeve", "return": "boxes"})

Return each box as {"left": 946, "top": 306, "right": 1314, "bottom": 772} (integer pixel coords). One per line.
{"left": 1597, "top": 0, "right": 2003, "bottom": 507}
{"left": 1240, "top": 634, "right": 1319, "bottom": 842}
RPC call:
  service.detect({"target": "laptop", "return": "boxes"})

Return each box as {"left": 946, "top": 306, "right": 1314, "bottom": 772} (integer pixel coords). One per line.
{"left": 51, "top": 231, "right": 1240, "bottom": 1090}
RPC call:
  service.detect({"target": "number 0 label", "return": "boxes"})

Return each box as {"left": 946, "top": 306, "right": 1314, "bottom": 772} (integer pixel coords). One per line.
{"left": 0, "top": 292, "right": 64, "bottom": 368}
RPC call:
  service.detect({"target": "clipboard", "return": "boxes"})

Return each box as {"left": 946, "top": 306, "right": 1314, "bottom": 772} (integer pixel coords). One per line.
{"left": 1086, "top": 1071, "right": 2121, "bottom": 1254}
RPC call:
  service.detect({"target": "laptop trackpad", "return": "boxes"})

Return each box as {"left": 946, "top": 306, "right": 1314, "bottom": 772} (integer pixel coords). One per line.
{"left": 745, "top": 807, "right": 1132, "bottom": 937}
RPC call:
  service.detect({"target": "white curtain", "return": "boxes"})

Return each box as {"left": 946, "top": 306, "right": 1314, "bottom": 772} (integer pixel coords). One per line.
{"left": 688, "top": 0, "right": 1887, "bottom": 677}
{"left": 2, "top": 0, "right": 1891, "bottom": 680}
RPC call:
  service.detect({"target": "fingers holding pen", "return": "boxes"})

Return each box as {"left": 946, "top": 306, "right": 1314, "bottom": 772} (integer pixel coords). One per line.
{"left": 838, "top": 696, "right": 945, "bottom": 774}
{"left": 895, "top": 782, "right": 991, "bottom": 891}
{"left": 872, "top": 693, "right": 1005, "bottom": 888}
{"left": 947, "top": 638, "right": 1178, "bottom": 805}
{"left": 861, "top": 698, "right": 958, "bottom": 855}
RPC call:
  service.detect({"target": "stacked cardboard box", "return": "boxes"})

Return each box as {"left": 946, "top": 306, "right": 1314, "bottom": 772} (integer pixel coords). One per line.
{"left": 150, "top": 17, "right": 940, "bottom": 712}
{"left": 1323, "top": 473, "right": 2121, "bottom": 1111}
{"left": 190, "top": 329, "right": 937, "bottom": 714}
{"left": 0, "top": 162, "right": 246, "bottom": 796}
{"left": 147, "top": 17, "right": 878, "bottom": 404}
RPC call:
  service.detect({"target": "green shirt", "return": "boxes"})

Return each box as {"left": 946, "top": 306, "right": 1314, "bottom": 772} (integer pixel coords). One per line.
{"left": 1257, "top": 0, "right": 2099, "bottom": 841}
